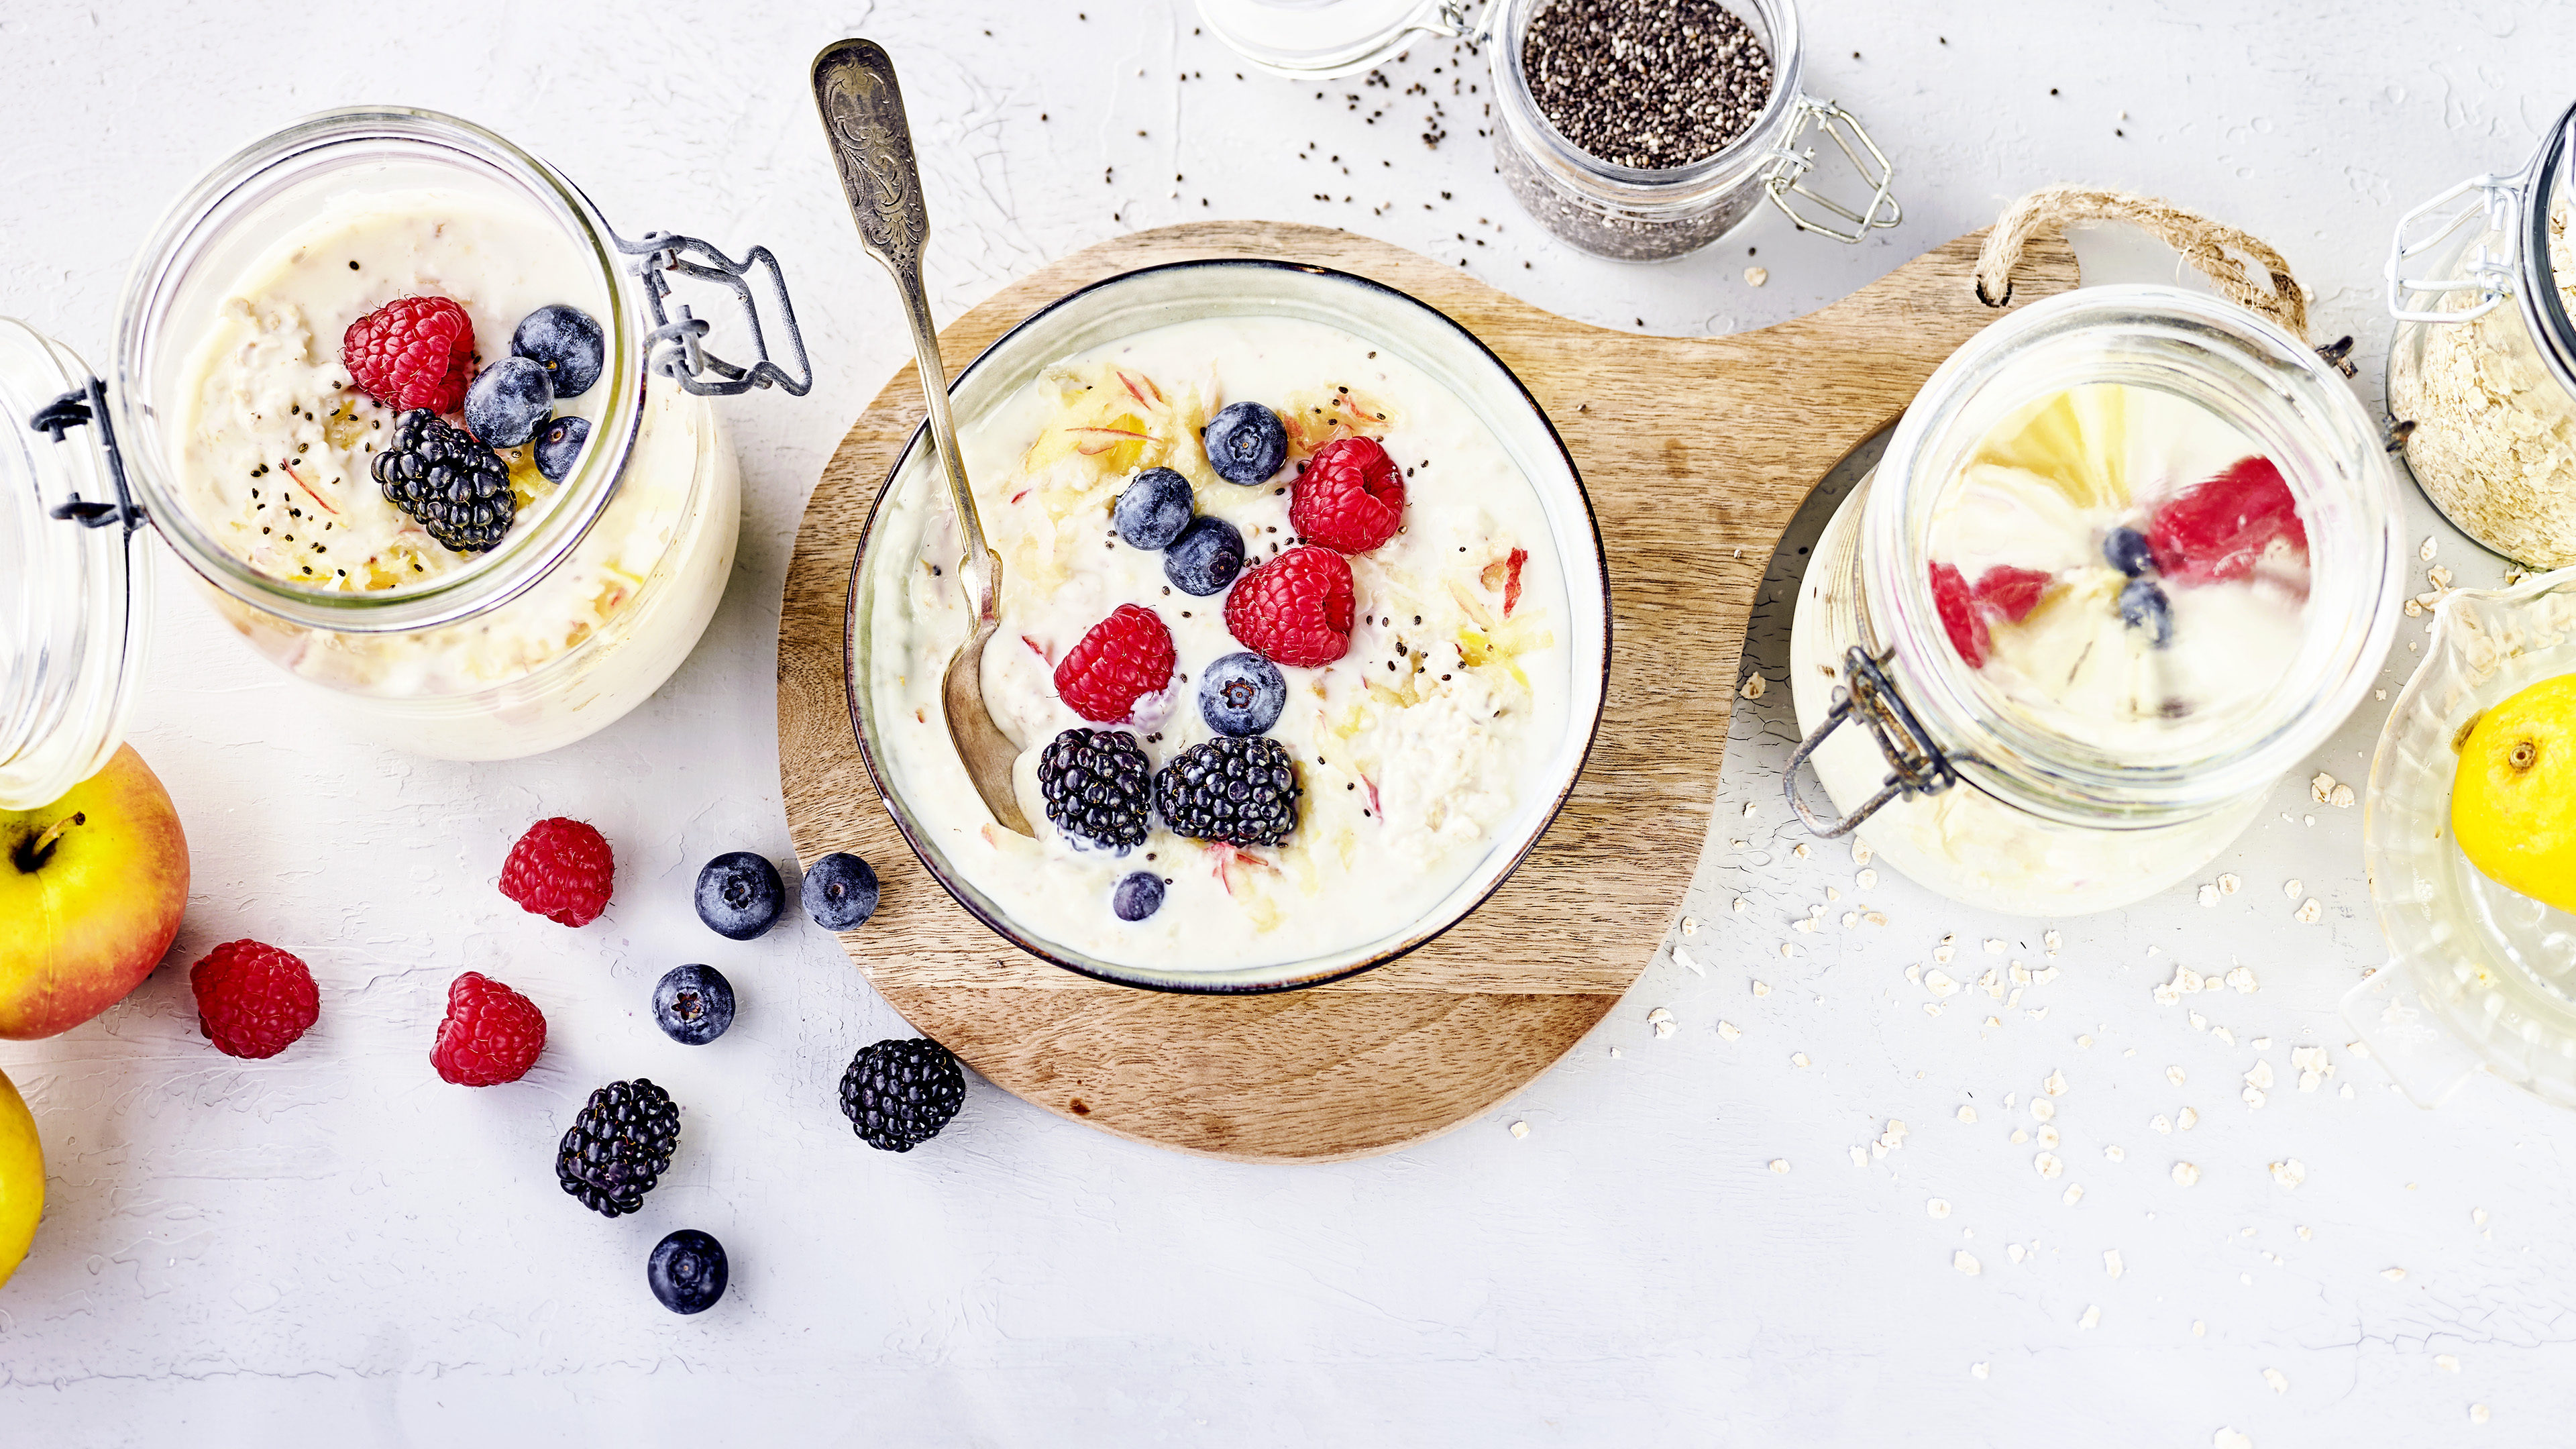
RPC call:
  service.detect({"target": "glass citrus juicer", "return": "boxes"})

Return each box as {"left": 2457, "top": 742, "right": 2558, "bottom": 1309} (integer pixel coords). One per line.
{"left": 2349, "top": 567, "right": 2576, "bottom": 1107}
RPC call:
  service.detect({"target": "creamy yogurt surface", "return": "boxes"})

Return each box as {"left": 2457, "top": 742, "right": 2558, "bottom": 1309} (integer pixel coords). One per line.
{"left": 1926, "top": 382, "right": 2311, "bottom": 760}
{"left": 867, "top": 315, "right": 1573, "bottom": 974}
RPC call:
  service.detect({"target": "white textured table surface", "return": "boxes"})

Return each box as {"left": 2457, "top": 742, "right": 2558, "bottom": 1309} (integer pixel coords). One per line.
{"left": 5, "top": 1, "right": 2573, "bottom": 1442}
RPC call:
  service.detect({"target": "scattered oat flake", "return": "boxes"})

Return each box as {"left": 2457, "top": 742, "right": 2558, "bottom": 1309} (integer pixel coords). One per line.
{"left": 2105, "top": 1145, "right": 2125, "bottom": 1163}
{"left": 1971, "top": 1362, "right": 1988, "bottom": 1379}
{"left": 1791, "top": 1053, "right": 1810, "bottom": 1068}
{"left": 1754, "top": 979, "right": 1772, "bottom": 995}
{"left": 2106, "top": 1250, "right": 2124, "bottom": 1279}
{"left": 2422, "top": 535, "right": 2439, "bottom": 562}
{"left": 2331, "top": 784, "right": 2355, "bottom": 809}
{"left": 1682, "top": 915, "right": 1700, "bottom": 934}
{"left": 2007, "top": 1244, "right": 2025, "bottom": 1264}
{"left": 2036, "top": 1124, "right": 2059, "bottom": 1148}
{"left": 1743, "top": 800, "right": 1758, "bottom": 817}
{"left": 1744, "top": 264, "right": 1769, "bottom": 286}
{"left": 2080, "top": 1304, "right": 2100, "bottom": 1330}
{"left": 2174, "top": 1162, "right": 2202, "bottom": 1187}
{"left": 2035, "top": 1152, "right": 2063, "bottom": 1179}
{"left": 2194, "top": 1321, "right": 2207, "bottom": 1336}
{"left": 1854, "top": 840, "right": 1873, "bottom": 865}
{"left": 2032, "top": 1099, "right": 2055, "bottom": 1122}
{"left": 2263, "top": 1368, "right": 2288, "bottom": 1395}
{"left": 2179, "top": 1107, "right": 2199, "bottom": 1130}
{"left": 2245, "top": 1060, "right": 2275, "bottom": 1091}
{"left": 1925, "top": 969, "right": 1962, "bottom": 998}
{"left": 1957, "top": 1105, "right": 1976, "bottom": 1124}
{"left": 2198, "top": 883, "right": 2219, "bottom": 906}
{"left": 2063, "top": 1183, "right": 2085, "bottom": 1205}
{"left": 2010, "top": 1128, "right": 2028, "bottom": 1144}
{"left": 1848, "top": 1146, "right": 1868, "bottom": 1167}
{"left": 2382, "top": 1267, "right": 2406, "bottom": 1281}
{"left": 1857, "top": 869, "right": 1878, "bottom": 890}
{"left": 1792, "top": 841, "right": 1811, "bottom": 859}
{"left": 2294, "top": 898, "right": 2322, "bottom": 924}
{"left": 1955, "top": 1250, "right": 1981, "bottom": 1277}
{"left": 2473, "top": 1208, "right": 2488, "bottom": 1226}
{"left": 1717, "top": 1020, "right": 1741, "bottom": 1041}
{"left": 2152, "top": 1114, "right": 2172, "bottom": 1134}
{"left": 1770, "top": 1159, "right": 1790, "bottom": 1174}
{"left": 1904, "top": 964, "right": 1923, "bottom": 983}
{"left": 1509, "top": 1120, "right": 1529, "bottom": 1138}
{"left": 1673, "top": 945, "right": 1705, "bottom": 976}
{"left": 2226, "top": 966, "right": 2258, "bottom": 993}
{"left": 2297, "top": 1225, "right": 2312, "bottom": 1241}
{"left": 2436, "top": 1354, "right": 2460, "bottom": 1373}
{"left": 2218, "top": 873, "right": 2242, "bottom": 896}
{"left": 1862, "top": 911, "right": 1888, "bottom": 927}
{"left": 2269, "top": 1159, "right": 2306, "bottom": 1190}
{"left": 2045, "top": 1069, "right": 2068, "bottom": 1097}
{"left": 2311, "top": 771, "right": 2337, "bottom": 804}
{"left": 1841, "top": 912, "right": 1859, "bottom": 928}
{"left": 2471, "top": 1404, "right": 2489, "bottom": 1425}
{"left": 1739, "top": 672, "right": 1766, "bottom": 700}
{"left": 1732, "top": 898, "right": 1748, "bottom": 914}
{"left": 1647, "top": 1007, "right": 1676, "bottom": 1037}
{"left": 1985, "top": 938, "right": 2008, "bottom": 954}
{"left": 2077, "top": 1034, "right": 2094, "bottom": 1048}
{"left": 2168, "top": 1065, "right": 2188, "bottom": 1086}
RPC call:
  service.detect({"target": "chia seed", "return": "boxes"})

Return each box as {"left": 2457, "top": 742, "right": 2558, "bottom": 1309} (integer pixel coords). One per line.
{"left": 1523, "top": 0, "right": 1774, "bottom": 169}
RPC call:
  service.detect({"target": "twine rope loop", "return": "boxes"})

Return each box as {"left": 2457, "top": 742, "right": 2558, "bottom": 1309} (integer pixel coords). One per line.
{"left": 1973, "top": 184, "right": 2310, "bottom": 341}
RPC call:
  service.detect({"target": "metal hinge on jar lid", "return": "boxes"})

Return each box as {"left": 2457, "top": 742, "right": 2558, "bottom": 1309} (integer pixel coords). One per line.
{"left": 1761, "top": 99, "right": 1902, "bottom": 245}
{"left": 2385, "top": 97, "right": 2576, "bottom": 402}
{"left": 1782, "top": 645, "right": 1960, "bottom": 837}
{"left": 614, "top": 231, "right": 815, "bottom": 397}
{"left": 27, "top": 377, "right": 144, "bottom": 533}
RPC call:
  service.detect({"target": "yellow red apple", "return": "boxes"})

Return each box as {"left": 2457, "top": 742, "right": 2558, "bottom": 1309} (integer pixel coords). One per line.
{"left": 1, "top": 743, "right": 189, "bottom": 1039}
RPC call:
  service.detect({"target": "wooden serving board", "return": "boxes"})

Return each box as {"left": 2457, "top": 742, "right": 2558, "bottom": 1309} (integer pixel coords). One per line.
{"left": 779, "top": 220, "right": 2076, "bottom": 1163}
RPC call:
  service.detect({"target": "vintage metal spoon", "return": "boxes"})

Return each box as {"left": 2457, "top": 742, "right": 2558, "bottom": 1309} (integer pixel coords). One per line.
{"left": 813, "top": 38, "right": 1032, "bottom": 835}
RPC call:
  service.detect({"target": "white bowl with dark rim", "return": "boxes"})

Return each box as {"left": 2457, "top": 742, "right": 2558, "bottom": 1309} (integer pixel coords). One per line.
{"left": 843, "top": 258, "right": 1611, "bottom": 993}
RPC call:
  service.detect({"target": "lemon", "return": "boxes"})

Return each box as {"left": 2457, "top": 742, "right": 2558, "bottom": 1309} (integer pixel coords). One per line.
{"left": 2453, "top": 672, "right": 2576, "bottom": 914}
{"left": 0, "top": 1067, "right": 41, "bottom": 1289}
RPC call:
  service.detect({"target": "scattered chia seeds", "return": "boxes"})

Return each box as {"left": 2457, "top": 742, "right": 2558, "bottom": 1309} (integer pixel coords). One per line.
{"left": 1523, "top": 0, "right": 1775, "bottom": 170}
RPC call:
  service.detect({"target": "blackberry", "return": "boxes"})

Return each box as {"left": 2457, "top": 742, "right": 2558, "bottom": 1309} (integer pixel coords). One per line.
{"left": 556, "top": 1078, "right": 681, "bottom": 1217}
{"left": 1038, "top": 728, "right": 1152, "bottom": 851}
{"left": 839, "top": 1037, "right": 966, "bottom": 1152}
{"left": 372, "top": 409, "right": 516, "bottom": 553}
{"left": 1153, "top": 735, "right": 1301, "bottom": 847}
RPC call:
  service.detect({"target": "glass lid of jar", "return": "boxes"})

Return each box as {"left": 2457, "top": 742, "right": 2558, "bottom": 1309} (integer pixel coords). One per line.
{"left": 0, "top": 317, "right": 151, "bottom": 809}
{"left": 1195, "top": 0, "right": 1478, "bottom": 79}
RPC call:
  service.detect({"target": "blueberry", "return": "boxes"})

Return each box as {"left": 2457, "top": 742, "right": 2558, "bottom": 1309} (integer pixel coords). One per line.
{"left": 694, "top": 851, "right": 785, "bottom": 940}
{"left": 2119, "top": 577, "right": 2174, "bottom": 647}
{"left": 801, "top": 851, "right": 880, "bottom": 931}
{"left": 2103, "top": 525, "right": 2156, "bottom": 578}
{"left": 464, "top": 356, "right": 553, "bottom": 448}
{"left": 534, "top": 415, "right": 591, "bottom": 482}
{"left": 1202, "top": 401, "right": 1287, "bottom": 484}
{"left": 647, "top": 1228, "right": 729, "bottom": 1315}
{"left": 1197, "top": 651, "right": 1286, "bottom": 737}
{"left": 651, "top": 964, "right": 735, "bottom": 1046}
{"left": 1115, "top": 466, "right": 1195, "bottom": 550}
{"left": 1112, "top": 871, "right": 1165, "bottom": 921}
{"left": 1163, "top": 515, "right": 1245, "bottom": 596}
{"left": 513, "top": 304, "right": 606, "bottom": 399}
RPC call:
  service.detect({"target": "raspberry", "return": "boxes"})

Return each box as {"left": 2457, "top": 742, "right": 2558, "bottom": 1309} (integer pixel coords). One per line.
{"left": 1226, "top": 545, "right": 1354, "bottom": 667}
{"left": 2145, "top": 455, "right": 2306, "bottom": 584}
{"left": 430, "top": 971, "right": 547, "bottom": 1087}
{"left": 1053, "top": 604, "right": 1176, "bottom": 723}
{"left": 1929, "top": 561, "right": 1989, "bottom": 668}
{"left": 1290, "top": 435, "right": 1405, "bottom": 553}
{"left": 1972, "top": 565, "right": 2053, "bottom": 623}
{"left": 343, "top": 296, "right": 475, "bottom": 413}
{"left": 499, "top": 817, "right": 614, "bottom": 926}
{"left": 189, "top": 940, "right": 319, "bottom": 1060}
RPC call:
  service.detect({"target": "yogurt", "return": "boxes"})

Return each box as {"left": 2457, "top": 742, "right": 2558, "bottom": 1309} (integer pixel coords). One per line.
{"left": 168, "top": 186, "right": 738, "bottom": 757}
{"left": 867, "top": 315, "right": 1572, "bottom": 973}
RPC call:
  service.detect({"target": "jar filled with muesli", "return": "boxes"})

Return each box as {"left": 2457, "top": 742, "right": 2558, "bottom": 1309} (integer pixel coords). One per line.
{"left": 2385, "top": 96, "right": 2576, "bottom": 569}
{"left": 1488, "top": 0, "right": 1899, "bottom": 260}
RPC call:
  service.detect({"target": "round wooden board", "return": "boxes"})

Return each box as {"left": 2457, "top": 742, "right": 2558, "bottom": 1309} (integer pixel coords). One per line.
{"left": 778, "top": 221, "right": 2077, "bottom": 1163}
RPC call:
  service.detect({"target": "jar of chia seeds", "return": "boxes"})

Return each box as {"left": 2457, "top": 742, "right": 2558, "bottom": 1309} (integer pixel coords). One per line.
{"left": 0, "top": 106, "right": 811, "bottom": 777}
{"left": 1784, "top": 287, "right": 2402, "bottom": 917}
{"left": 1488, "top": 0, "right": 1898, "bottom": 260}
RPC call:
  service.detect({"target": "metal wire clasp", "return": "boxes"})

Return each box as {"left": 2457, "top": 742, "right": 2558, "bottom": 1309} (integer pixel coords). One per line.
{"left": 28, "top": 377, "right": 143, "bottom": 532}
{"left": 613, "top": 231, "right": 815, "bottom": 397}
{"left": 1782, "top": 646, "right": 1959, "bottom": 837}
{"left": 1762, "top": 97, "right": 1902, "bottom": 245}
{"left": 2383, "top": 169, "right": 2525, "bottom": 325}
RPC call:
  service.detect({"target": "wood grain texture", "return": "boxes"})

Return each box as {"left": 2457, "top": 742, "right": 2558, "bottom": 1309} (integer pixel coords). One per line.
{"left": 778, "top": 221, "right": 2077, "bottom": 1163}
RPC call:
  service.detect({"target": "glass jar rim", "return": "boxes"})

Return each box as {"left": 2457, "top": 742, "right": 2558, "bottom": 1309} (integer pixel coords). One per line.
{"left": 111, "top": 105, "right": 648, "bottom": 636}
{"left": 1862, "top": 285, "right": 2404, "bottom": 826}
{"left": 1487, "top": 0, "right": 1805, "bottom": 197}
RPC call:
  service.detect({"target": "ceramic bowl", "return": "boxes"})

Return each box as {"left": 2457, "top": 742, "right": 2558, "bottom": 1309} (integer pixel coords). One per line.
{"left": 843, "top": 258, "right": 1611, "bottom": 993}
